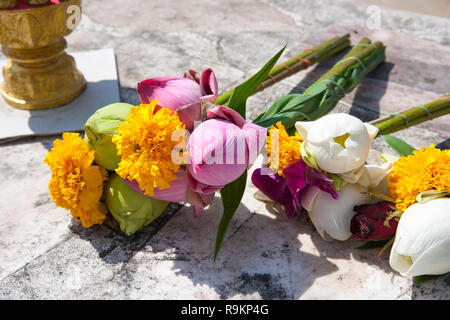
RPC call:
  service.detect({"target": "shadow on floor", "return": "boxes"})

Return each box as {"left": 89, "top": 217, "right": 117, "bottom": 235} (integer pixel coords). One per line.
{"left": 349, "top": 61, "right": 394, "bottom": 121}
{"left": 166, "top": 198, "right": 340, "bottom": 299}
{"left": 69, "top": 202, "right": 184, "bottom": 264}
{"left": 68, "top": 187, "right": 449, "bottom": 299}
{"left": 288, "top": 48, "right": 349, "bottom": 95}
{"left": 436, "top": 138, "right": 450, "bottom": 150}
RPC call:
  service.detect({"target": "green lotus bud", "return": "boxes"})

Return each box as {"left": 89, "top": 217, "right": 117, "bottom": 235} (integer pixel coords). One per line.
{"left": 84, "top": 103, "right": 133, "bottom": 171}
{"left": 105, "top": 174, "right": 168, "bottom": 236}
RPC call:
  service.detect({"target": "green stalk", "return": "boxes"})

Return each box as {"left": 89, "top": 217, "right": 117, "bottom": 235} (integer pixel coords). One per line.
{"left": 252, "top": 37, "right": 385, "bottom": 132}
{"left": 309, "top": 37, "right": 385, "bottom": 94}
{"left": 215, "top": 34, "right": 351, "bottom": 105}
{"left": 370, "top": 95, "right": 450, "bottom": 136}
{"left": 316, "top": 37, "right": 375, "bottom": 80}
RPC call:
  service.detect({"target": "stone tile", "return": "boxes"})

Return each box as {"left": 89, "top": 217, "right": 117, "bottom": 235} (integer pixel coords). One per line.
{"left": 82, "top": 0, "right": 298, "bottom": 32}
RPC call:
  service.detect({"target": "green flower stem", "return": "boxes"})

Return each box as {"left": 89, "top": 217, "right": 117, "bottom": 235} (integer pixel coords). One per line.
{"left": 252, "top": 37, "right": 385, "bottom": 132}
{"left": 214, "top": 34, "right": 351, "bottom": 105}
{"left": 316, "top": 37, "right": 378, "bottom": 80}
{"left": 310, "top": 37, "right": 385, "bottom": 94}
{"left": 254, "top": 34, "right": 351, "bottom": 92}
{"left": 370, "top": 94, "right": 450, "bottom": 136}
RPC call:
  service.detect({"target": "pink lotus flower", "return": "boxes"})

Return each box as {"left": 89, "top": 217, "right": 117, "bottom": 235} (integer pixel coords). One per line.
{"left": 128, "top": 69, "right": 266, "bottom": 215}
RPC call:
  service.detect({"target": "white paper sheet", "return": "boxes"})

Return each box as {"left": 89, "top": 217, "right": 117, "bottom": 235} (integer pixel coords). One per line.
{"left": 0, "top": 48, "right": 120, "bottom": 142}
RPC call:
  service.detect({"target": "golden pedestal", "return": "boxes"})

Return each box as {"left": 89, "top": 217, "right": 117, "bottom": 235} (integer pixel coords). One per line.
{"left": 0, "top": 0, "right": 85, "bottom": 110}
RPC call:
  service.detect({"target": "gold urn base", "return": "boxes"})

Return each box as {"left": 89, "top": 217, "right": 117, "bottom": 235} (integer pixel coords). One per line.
{"left": 0, "top": 0, "right": 85, "bottom": 110}
{"left": 1, "top": 40, "right": 86, "bottom": 110}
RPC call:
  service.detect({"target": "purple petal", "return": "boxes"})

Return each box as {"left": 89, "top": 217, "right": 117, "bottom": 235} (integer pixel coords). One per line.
{"left": 283, "top": 161, "right": 308, "bottom": 213}
{"left": 251, "top": 168, "right": 297, "bottom": 217}
{"left": 305, "top": 166, "right": 339, "bottom": 200}
{"left": 283, "top": 161, "right": 307, "bottom": 204}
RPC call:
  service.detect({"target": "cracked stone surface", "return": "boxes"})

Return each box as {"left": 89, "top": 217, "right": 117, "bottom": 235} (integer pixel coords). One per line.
{"left": 0, "top": 0, "right": 449, "bottom": 299}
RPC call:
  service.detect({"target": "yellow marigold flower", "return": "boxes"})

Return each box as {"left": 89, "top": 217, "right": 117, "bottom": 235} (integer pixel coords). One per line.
{"left": 388, "top": 144, "right": 450, "bottom": 211}
{"left": 112, "top": 100, "right": 186, "bottom": 196}
{"left": 44, "top": 132, "right": 108, "bottom": 228}
{"left": 267, "top": 121, "right": 303, "bottom": 177}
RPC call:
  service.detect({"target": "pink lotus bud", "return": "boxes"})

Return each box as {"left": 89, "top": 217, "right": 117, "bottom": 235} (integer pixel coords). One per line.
{"left": 187, "top": 106, "right": 266, "bottom": 190}
{"left": 138, "top": 77, "right": 203, "bottom": 110}
{"left": 188, "top": 119, "right": 248, "bottom": 187}
{"left": 351, "top": 201, "right": 399, "bottom": 241}
{"left": 137, "top": 69, "right": 218, "bottom": 131}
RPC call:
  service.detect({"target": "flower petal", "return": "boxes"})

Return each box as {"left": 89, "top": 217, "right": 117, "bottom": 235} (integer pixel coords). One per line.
{"left": 300, "top": 186, "right": 321, "bottom": 212}
{"left": 356, "top": 163, "right": 393, "bottom": 188}
{"left": 199, "top": 68, "right": 219, "bottom": 102}
{"left": 187, "top": 169, "right": 222, "bottom": 194}
{"left": 206, "top": 105, "right": 266, "bottom": 169}
{"left": 283, "top": 160, "right": 307, "bottom": 212}
{"left": 350, "top": 201, "right": 398, "bottom": 241}
{"left": 242, "top": 122, "right": 267, "bottom": 168}
{"left": 176, "top": 101, "right": 202, "bottom": 132}
{"left": 206, "top": 105, "right": 247, "bottom": 128}
{"left": 137, "top": 77, "right": 202, "bottom": 110}
{"left": 183, "top": 68, "right": 218, "bottom": 103}
{"left": 186, "top": 189, "right": 215, "bottom": 216}
{"left": 187, "top": 119, "right": 247, "bottom": 187}
{"left": 365, "top": 123, "right": 379, "bottom": 141}
{"left": 389, "top": 198, "right": 450, "bottom": 276}
{"left": 307, "top": 183, "right": 370, "bottom": 241}
{"left": 251, "top": 168, "right": 298, "bottom": 216}
{"left": 296, "top": 113, "right": 371, "bottom": 174}
{"left": 125, "top": 169, "right": 188, "bottom": 202}
{"left": 305, "top": 166, "right": 338, "bottom": 199}
{"left": 404, "top": 238, "right": 450, "bottom": 276}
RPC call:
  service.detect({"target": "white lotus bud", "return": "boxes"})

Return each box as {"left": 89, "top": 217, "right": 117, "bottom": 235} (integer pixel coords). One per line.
{"left": 296, "top": 113, "right": 378, "bottom": 174}
{"left": 389, "top": 197, "right": 450, "bottom": 276}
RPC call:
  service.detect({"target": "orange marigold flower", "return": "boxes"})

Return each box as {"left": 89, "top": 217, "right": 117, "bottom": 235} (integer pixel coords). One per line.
{"left": 112, "top": 100, "right": 186, "bottom": 196}
{"left": 267, "top": 121, "right": 303, "bottom": 177}
{"left": 44, "top": 132, "right": 108, "bottom": 228}
{"left": 388, "top": 144, "right": 450, "bottom": 211}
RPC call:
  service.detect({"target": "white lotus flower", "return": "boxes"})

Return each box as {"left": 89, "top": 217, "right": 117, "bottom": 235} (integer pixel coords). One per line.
{"left": 389, "top": 197, "right": 450, "bottom": 277}
{"left": 301, "top": 183, "right": 370, "bottom": 241}
{"left": 296, "top": 113, "right": 378, "bottom": 174}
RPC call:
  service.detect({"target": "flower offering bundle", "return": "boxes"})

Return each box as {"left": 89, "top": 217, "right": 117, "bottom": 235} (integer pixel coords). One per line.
{"left": 44, "top": 35, "right": 352, "bottom": 236}
{"left": 43, "top": 26, "right": 449, "bottom": 282}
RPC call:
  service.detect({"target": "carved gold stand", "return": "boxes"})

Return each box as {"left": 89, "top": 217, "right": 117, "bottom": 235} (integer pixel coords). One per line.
{"left": 0, "top": 0, "right": 85, "bottom": 110}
